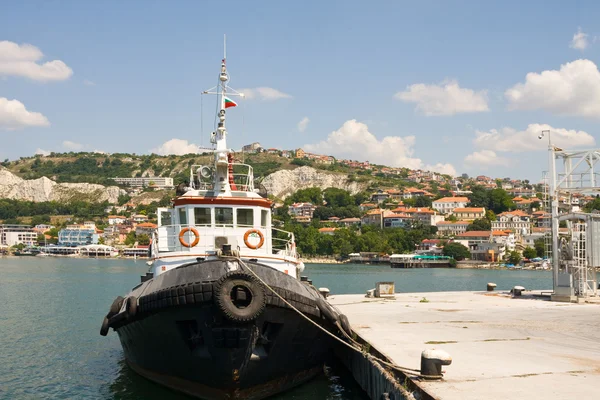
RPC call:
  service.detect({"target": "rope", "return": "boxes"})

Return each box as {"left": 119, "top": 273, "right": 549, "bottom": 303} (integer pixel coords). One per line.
{"left": 223, "top": 256, "right": 443, "bottom": 380}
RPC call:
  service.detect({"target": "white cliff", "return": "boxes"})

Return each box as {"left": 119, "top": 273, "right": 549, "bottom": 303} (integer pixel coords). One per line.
{"left": 261, "top": 166, "right": 369, "bottom": 199}
{"left": 0, "top": 168, "right": 125, "bottom": 204}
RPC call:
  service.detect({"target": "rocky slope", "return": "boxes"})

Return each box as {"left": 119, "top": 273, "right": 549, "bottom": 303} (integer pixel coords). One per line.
{"left": 261, "top": 166, "right": 369, "bottom": 199}
{"left": 0, "top": 167, "right": 124, "bottom": 204}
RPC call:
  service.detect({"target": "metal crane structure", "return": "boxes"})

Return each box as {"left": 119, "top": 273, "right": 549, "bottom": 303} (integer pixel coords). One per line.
{"left": 543, "top": 130, "right": 600, "bottom": 301}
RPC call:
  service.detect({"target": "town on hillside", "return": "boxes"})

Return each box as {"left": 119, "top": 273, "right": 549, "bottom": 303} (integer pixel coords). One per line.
{"left": 3, "top": 146, "right": 599, "bottom": 264}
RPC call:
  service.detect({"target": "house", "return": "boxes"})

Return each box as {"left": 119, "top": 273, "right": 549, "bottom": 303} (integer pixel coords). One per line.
{"left": 266, "top": 148, "right": 280, "bottom": 155}
{"left": 432, "top": 197, "right": 470, "bottom": 214}
{"left": 295, "top": 148, "right": 306, "bottom": 158}
{"left": 386, "top": 189, "right": 402, "bottom": 201}
{"left": 135, "top": 222, "right": 158, "bottom": 236}
{"left": 242, "top": 142, "right": 262, "bottom": 153}
{"left": 515, "top": 198, "right": 536, "bottom": 210}
{"left": 289, "top": 202, "right": 317, "bottom": 219}
{"left": 402, "top": 187, "right": 429, "bottom": 199}
{"left": 436, "top": 221, "right": 470, "bottom": 237}
{"left": 371, "top": 190, "right": 390, "bottom": 203}
{"left": 359, "top": 203, "right": 377, "bottom": 212}
{"left": 491, "top": 211, "right": 532, "bottom": 237}
{"left": 338, "top": 217, "right": 361, "bottom": 227}
{"left": 318, "top": 227, "right": 337, "bottom": 236}
{"left": 108, "top": 215, "right": 127, "bottom": 225}
{"left": 361, "top": 209, "right": 384, "bottom": 226}
{"left": 405, "top": 207, "right": 444, "bottom": 226}
{"left": 383, "top": 212, "right": 414, "bottom": 228}
{"left": 0, "top": 224, "right": 38, "bottom": 246}
{"left": 58, "top": 223, "right": 98, "bottom": 246}
{"left": 33, "top": 224, "right": 55, "bottom": 234}
{"left": 132, "top": 214, "right": 149, "bottom": 223}
{"left": 315, "top": 156, "right": 335, "bottom": 165}
{"left": 452, "top": 207, "right": 485, "bottom": 221}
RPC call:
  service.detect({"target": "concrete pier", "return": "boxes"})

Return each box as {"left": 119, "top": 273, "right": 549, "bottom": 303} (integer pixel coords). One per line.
{"left": 329, "top": 291, "right": 600, "bottom": 400}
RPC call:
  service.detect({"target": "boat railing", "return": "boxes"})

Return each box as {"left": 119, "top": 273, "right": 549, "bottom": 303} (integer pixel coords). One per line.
{"left": 271, "top": 227, "right": 297, "bottom": 258}
{"left": 153, "top": 223, "right": 297, "bottom": 258}
{"left": 191, "top": 163, "right": 255, "bottom": 192}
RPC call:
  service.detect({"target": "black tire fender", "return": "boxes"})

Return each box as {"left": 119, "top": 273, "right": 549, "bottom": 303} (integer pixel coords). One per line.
{"left": 214, "top": 271, "right": 266, "bottom": 323}
{"left": 316, "top": 297, "right": 338, "bottom": 324}
{"left": 108, "top": 296, "right": 125, "bottom": 318}
{"left": 339, "top": 313, "right": 353, "bottom": 337}
{"left": 100, "top": 316, "right": 110, "bottom": 336}
{"left": 125, "top": 296, "right": 138, "bottom": 319}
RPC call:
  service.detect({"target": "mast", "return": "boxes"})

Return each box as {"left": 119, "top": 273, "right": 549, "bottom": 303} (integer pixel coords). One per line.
{"left": 202, "top": 36, "right": 243, "bottom": 194}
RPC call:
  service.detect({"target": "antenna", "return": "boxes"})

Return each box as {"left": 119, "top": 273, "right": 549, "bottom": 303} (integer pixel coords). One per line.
{"left": 224, "top": 34, "right": 226, "bottom": 60}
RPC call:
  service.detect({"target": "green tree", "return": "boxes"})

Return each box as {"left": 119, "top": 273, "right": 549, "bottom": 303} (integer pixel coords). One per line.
{"left": 442, "top": 242, "right": 470, "bottom": 261}
{"left": 414, "top": 196, "right": 432, "bottom": 207}
{"left": 507, "top": 251, "right": 522, "bottom": 265}
{"left": 124, "top": 231, "right": 137, "bottom": 246}
{"left": 137, "top": 234, "right": 150, "bottom": 246}
{"left": 323, "top": 188, "right": 353, "bottom": 208}
{"left": 287, "top": 187, "right": 323, "bottom": 206}
{"left": 466, "top": 218, "right": 491, "bottom": 231}
{"left": 468, "top": 185, "right": 490, "bottom": 208}
{"left": 485, "top": 210, "right": 496, "bottom": 222}
{"left": 98, "top": 237, "right": 106, "bottom": 245}
{"left": 584, "top": 197, "right": 600, "bottom": 213}
{"left": 534, "top": 238, "right": 546, "bottom": 257}
{"left": 523, "top": 247, "right": 537, "bottom": 259}
{"left": 489, "top": 189, "right": 515, "bottom": 214}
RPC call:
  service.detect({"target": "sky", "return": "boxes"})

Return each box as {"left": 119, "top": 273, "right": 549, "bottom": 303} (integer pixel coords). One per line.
{"left": 1, "top": 0, "right": 600, "bottom": 181}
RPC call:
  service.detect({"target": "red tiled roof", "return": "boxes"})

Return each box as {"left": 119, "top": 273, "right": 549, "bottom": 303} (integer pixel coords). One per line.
{"left": 453, "top": 207, "right": 485, "bottom": 213}
{"left": 434, "top": 196, "right": 470, "bottom": 203}
{"left": 457, "top": 231, "right": 492, "bottom": 237}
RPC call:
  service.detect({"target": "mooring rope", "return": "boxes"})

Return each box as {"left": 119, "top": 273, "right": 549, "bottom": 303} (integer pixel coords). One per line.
{"left": 223, "top": 255, "right": 443, "bottom": 380}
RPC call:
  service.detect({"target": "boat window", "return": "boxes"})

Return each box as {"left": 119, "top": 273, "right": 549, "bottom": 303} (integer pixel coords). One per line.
{"left": 237, "top": 208, "right": 254, "bottom": 227}
{"left": 194, "top": 208, "right": 212, "bottom": 226}
{"left": 261, "top": 210, "right": 268, "bottom": 228}
{"left": 178, "top": 208, "right": 187, "bottom": 225}
{"left": 215, "top": 207, "right": 233, "bottom": 227}
{"left": 160, "top": 211, "right": 172, "bottom": 226}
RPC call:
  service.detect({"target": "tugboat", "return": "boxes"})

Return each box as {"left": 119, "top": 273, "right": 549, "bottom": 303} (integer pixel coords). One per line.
{"left": 100, "top": 46, "right": 352, "bottom": 399}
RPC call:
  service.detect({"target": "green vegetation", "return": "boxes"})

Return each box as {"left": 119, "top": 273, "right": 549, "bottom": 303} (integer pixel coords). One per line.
{"left": 523, "top": 247, "right": 537, "bottom": 259}
{"left": 442, "top": 242, "right": 470, "bottom": 261}
{"left": 466, "top": 218, "right": 491, "bottom": 231}
{"left": 0, "top": 199, "right": 108, "bottom": 220}
{"left": 534, "top": 238, "right": 546, "bottom": 258}
{"left": 467, "top": 185, "right": 515, "bottom": 214}
{"left": 584, "top": 197, "right": 600, "bottom": 213}
{"left": 507, "top": 250, "right": 522, "bottom": 265}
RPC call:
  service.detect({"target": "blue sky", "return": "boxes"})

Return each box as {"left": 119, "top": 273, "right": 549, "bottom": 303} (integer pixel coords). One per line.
{"left": 1, "top": 0, "right": 599, "bottom": 181}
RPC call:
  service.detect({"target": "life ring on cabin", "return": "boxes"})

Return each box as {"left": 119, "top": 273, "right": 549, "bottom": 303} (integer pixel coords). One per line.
{"left": 214, "top": 271, "right": 266, "bottom": 323}
{"left": 243, "top": 229, "right": 265, "bottom": 250}
{"left": 179, "top": 227, "right": 200, "bottom": 248}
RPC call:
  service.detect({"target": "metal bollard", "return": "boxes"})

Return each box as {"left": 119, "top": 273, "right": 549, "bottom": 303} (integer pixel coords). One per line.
{"left": 421, "top": 349, "right": 452, "bottom": 379}
{"left": 512, "top": 285, "right": 525, "bottom": 296}
{"left": 318, "top": 287, "right": 330, "bottom": 299}
{"left": 487, "top": 282, "right": 497, "bottom": 291}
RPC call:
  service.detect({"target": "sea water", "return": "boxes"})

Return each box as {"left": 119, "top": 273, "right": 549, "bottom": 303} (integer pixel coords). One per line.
{"left": 0, "top": 257, "right": 583, "bottom": 399}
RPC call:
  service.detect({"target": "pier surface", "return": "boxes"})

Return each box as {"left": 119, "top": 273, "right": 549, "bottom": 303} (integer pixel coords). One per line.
{"left": 329, "top": 291, "right": 600, "bottom": 400}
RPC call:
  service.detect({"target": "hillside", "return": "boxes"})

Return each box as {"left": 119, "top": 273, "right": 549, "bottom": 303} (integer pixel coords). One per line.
{"left": 0, "top": 167, "right": 124, "bottom": 204}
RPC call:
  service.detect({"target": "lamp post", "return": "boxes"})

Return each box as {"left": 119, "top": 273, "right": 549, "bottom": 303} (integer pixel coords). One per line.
{"left": 540, "top": 130, "right": 559, "bottom": 288}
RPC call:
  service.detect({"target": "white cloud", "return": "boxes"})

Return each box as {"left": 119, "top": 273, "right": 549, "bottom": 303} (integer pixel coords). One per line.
{"left": 83, "top": 79, "right": 96, "bottom": 86}
{"left": 474, "top": 123, "right": 595, "bottom": 152}
{"left": 35, "top": 148, "right": 50, "bottom": 156}
{"left": 62, "top": 140, "right": 84, "bottom": 151}
{"left": 304, "top": 119, "right": 457, "bottom": 176}
{"left": 505, "top": 59, "right": 600, "bottom": 117}
{"left": 240, "top": 87, "right": 292, "bottom": 101}
{"left": 570, "top": 28, "right": 589, "bottom": 51}
{"left": 151, "top": 138, "right": 199, "bottom": 155}
{"left": 297, "top": 117, "right": 310, "bottom": 132}
{"left": 0, "top": 40, "right": 73, "bottom": 82}
{"left": 0, "top": 97, "right": 50, "bottom": 130}
{"left": 464, "top": 150, "right": 510, "bottom": 167}
{"left": 394, "top": 80, "right": 489, "bottom": 116}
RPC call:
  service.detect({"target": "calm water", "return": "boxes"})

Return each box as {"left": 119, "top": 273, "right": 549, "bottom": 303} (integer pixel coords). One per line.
{"left": 0, "top": 257, "right": 581, "bottom": 400}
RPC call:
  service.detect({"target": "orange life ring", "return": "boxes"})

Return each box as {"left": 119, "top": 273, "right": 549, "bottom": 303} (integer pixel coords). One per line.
{"left": 179, "top": 227, "right": 200, "bottom": 248}
{"left": 244, "top": 229, "right": 265, "bottom": 250}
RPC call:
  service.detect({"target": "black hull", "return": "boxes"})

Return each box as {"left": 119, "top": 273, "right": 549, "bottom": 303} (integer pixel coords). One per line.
{"left": 111, "top": 260, "right": 337, "bottom": 399}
